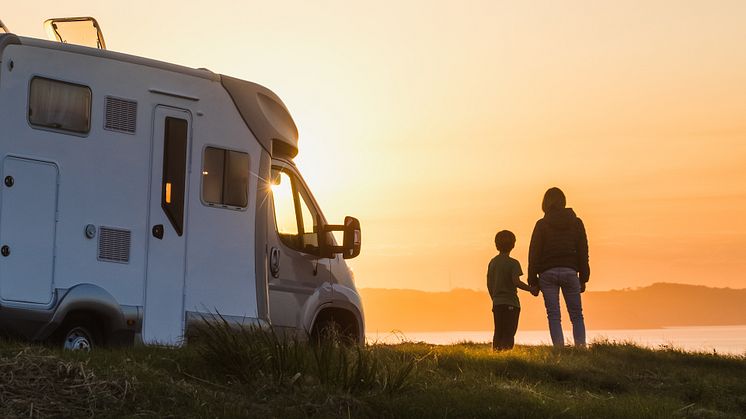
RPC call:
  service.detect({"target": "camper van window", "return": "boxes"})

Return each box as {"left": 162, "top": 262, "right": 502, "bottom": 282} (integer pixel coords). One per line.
{"left": 202, "top": 147, "right": 249, "bottom": 208}
{"left": 298, "top": 189, "right": 319, "bottom": 251}
{"left": 28, "top": 77, "right": 91, "bottom": 134}
{"left": 270, "top": 168, "right": 321, "bottom": 254}
{"left": 272, "top": 170, "right": 300, "bottom": 239}
{"left": 161, "top": 117, "right": 188, "bottom": 236}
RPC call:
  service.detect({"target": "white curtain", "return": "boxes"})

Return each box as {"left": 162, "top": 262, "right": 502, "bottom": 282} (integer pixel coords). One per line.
{"left": 29, "top": 78, "right": 91, "bottom": 133}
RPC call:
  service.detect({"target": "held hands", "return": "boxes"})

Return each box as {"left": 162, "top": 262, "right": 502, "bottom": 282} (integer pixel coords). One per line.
{"left": 576, "top": 272, "right": 587, "bottom": 293}
{"left": 530, "top": 285, "right": 540, "bottom": 297}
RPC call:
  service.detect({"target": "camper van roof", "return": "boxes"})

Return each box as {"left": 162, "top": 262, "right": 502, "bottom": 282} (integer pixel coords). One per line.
{"left": 4, "top": 35, "right": 219, "bottom": 81}
{"left": 0, "top": 33, "right": 299, "bottom": 158}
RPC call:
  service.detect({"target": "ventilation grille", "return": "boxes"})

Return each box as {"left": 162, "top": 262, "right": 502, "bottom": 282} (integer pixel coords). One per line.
{"left": 104, "top": 96, "right": 137, "bottom": 134}
{"left": 98, "top": 227, "right": 131, "bottom": 263}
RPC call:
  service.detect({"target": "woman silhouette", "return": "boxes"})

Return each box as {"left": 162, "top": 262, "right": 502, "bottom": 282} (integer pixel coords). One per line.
{"left": 527, "top": 187, "right": 590, "bottom": 348}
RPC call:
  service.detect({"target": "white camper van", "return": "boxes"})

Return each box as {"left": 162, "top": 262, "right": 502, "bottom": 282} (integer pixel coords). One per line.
{"left": 0, "top": 18, "right": 364, "bottom": 349}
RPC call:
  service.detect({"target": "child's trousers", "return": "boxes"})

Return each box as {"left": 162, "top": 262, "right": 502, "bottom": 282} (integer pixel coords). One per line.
{"left": 492, "top": 304, "right": 520, "bottom": 350}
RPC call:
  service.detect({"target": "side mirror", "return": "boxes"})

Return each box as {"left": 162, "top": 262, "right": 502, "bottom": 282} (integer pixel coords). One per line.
{"left": 342, "top": 216, "right": 361, "bottom": 259}
{"left": 318, "top": 216, "right": 362, "bottom": 260}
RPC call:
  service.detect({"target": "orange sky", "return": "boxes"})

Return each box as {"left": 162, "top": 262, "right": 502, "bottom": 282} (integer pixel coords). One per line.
{"left": 6, "top": 1, "right": 746, "bottom": 291}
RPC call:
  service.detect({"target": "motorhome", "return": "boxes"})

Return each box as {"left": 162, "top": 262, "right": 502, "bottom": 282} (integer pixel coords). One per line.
{"left": 0, "top": 18, "right": 364, "bottom": 349}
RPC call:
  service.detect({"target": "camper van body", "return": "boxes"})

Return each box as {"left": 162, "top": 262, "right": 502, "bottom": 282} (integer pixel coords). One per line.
{"left": 0, "top": 33, "right": 364, "bottom": 347}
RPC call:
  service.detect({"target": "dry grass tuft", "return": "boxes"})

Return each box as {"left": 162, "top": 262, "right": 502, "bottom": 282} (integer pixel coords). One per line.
{"left": 0, "top": 346, "right": 132, "bottom": 418}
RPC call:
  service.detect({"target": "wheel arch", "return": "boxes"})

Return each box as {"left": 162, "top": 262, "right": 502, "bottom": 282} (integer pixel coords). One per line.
{"left": 35, "top": 284, "right": 128, "bottom": 342}
{"left": 310, "top": 302, "right": 365, "bottom": 344}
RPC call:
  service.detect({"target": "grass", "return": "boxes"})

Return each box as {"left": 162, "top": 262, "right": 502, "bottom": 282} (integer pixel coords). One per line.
{"left": 0, "top": 326, "right": 743, "bottom": 418}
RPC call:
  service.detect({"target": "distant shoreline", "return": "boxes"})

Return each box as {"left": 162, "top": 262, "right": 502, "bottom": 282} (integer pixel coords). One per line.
{"left": 360, "top": 283, "right": 746, "bottom": 332}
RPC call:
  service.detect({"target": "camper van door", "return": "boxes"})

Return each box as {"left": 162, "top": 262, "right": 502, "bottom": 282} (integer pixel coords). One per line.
{"left": 268, "top": 165, "right": 332, "bottom": 330}
{"left": 142, "top": 107, "right": 191, "bottom": 345}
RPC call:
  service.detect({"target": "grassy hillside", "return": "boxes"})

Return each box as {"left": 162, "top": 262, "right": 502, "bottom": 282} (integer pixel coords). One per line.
{"left": 361, "top": 283, "right": 746, "bottom": 332}
{"left": 1, "top": 327, "right": 744, "bottom": 418}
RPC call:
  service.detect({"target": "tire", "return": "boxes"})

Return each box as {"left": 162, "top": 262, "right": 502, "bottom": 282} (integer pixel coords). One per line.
{"left": 312, "top": 318, "right": 357, "bottom": 345}
{"left": 57, "top": 316, "right": 103, "bottom": 351}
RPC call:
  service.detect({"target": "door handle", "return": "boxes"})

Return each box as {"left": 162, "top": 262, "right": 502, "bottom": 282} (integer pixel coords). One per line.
{"left": 270, "top": 247, "right": 280, "bottom": 278}
{"left": 152, "top": 224, "right": 164, "bottom": 240}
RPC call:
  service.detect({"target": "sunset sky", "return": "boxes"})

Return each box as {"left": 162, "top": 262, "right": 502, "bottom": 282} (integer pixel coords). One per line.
{"left": 6, "top": 1, "right": 746, "bottom": 292}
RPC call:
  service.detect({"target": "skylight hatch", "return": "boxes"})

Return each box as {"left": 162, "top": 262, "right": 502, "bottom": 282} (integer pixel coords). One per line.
{"left": 44, "top": 17, "right": 106, "bottom": 50}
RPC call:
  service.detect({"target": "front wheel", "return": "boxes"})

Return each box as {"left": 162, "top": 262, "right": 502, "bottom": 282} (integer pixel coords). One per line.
{"left": 311, "top": 319, "right": 358, "bottom": 346}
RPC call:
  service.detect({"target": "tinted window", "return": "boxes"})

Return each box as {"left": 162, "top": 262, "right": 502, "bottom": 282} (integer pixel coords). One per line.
{"left": 202, "top": 147, "right": 249, "bottom": 208}
{"left": 28, "top": 77, "right": 92, "bottom": 134}
{"left": 161, "top": 117, "right": 188, "bottom": 236}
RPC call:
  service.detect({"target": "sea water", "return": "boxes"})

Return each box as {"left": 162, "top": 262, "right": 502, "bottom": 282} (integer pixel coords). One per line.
{"left": 366, "top": 325, "right": 746, "bottom": 355}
